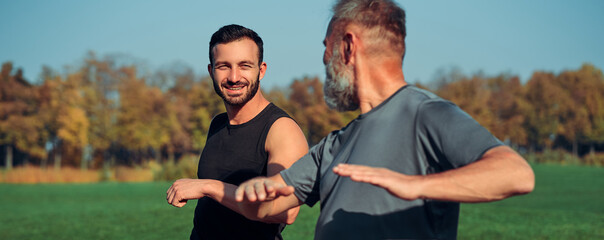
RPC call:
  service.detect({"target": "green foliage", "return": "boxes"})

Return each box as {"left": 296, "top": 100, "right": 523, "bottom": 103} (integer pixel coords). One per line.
{"left": 524, "top": 149, "right": 581, "bottom": 165}
{"left": 150, "top": 154, "right": 199, "bottom": 181}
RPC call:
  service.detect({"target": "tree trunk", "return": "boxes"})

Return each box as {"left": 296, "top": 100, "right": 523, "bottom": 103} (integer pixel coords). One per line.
{"left": 53, "top": 139, "right": 61, "bottom": 170}
{"left": 80, "top": 155, "right": 87, "bottom": 170}
{"left": 81, "top": 145, "right": 91, "bottom": 170}
{"left": 54, "top": 150, "right": 62, "bottom": 170}
{"left": 572, "top": 139, "right": 578, "bottom": 162}
{"left": 41, "top": 152, "right": 48, "bottom": 169}
{"left": 168, "top": 150, "right": 175, "bottom": 163}
{"left": 590, "top": 143, "right": 595, "bottom": 157}
{"left": 154, "top": 148, "right": 161, "bottom": 164}
{"left": 5, "top": 145, "right": 12, "bottom": 170}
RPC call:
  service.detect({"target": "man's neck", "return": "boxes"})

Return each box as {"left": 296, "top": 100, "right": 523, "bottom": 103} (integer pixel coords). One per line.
{"left": 356, "top": 59, "right": 407, "bottom": 114}
{"left": 225, "top": 93, "right": 270, "bottom": 125}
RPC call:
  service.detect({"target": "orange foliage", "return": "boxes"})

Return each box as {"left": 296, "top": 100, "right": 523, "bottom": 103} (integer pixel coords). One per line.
{"left": 0, "top": 165, "right": 154, "bottom": 183}
{"left": 1, "top": 165, "right": 100, "bottom": 183}
{"left": 112, "top": 166, "right": 154, "bottom": 182}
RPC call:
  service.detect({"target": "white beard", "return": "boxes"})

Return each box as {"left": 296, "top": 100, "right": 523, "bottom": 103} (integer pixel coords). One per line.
{"left": 324, "top": 47, "right": 359, "bottom": 112}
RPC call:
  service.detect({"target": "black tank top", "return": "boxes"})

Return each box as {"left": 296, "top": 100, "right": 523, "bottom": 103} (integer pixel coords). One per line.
{"left": 191, "top": 103, "right": 291, "bottom": 240}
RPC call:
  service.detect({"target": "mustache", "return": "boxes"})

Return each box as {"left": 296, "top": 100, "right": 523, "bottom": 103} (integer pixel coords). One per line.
{"left": 223, "top": 80, "right": 248, "bottom": 87}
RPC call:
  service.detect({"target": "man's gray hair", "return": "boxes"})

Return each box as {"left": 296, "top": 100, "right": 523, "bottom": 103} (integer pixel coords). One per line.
{"left": 330, "top": 0, "right": 406, "bottom": 59}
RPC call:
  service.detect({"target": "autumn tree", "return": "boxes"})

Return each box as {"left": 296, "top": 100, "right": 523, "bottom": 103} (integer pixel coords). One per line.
{"left": 555, "top": 64, "right": 604, "bottom": 156}
{"left": 524, "top": 71, "right": 571, "bottom": 152}
{"left": 38, "top": 67, "right": 90, "bottom": 169}
{"left": 115, "top": 66, "right": 168, "bottom": 165}
{"left": 79, "top": 53, "right": 121, "bottom": 168}
{"left": 485, "top": 75, "right": 530, "bottom": 149}
{"left": 0, "top": 62, "right": 46, "bottom": 169}
{"left": 436, "top": 74, "right": 496, "bottom": 133}
{"left": 285, "top": 77, "right": 354, "bottom": 145}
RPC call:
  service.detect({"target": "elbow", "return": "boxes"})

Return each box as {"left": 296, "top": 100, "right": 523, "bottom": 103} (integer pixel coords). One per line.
{"left": 507, "top": 166, "right": 535, "bottom": 197}
{"left": 506, "top": 151, "right": 536, "bottom": 196}
{"left": 490, "top": 164, "right": 535, "bottom": 201}
{"left": 515, "top": 168, "right": 535, "bottom": 195}
{"left": 285, "top": 207, "right": 300, "bottom": 225}
{"left": 285, "top": 216, "right": 296, "bottom": 225}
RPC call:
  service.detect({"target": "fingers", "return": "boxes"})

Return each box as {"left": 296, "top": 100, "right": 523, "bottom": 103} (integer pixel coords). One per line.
{"left": 235, "top": 179, "right": 259, "bottom": 202}
{"left": 333, "top": 164, "right": 387, "bottom": 185}
{"left": 254, "top": 181, "right": 267, "bottom": 200}
{"left": 166, "top": 184, "right": 175, "bottom": 205}
{"left": 235, "top": 178, "right": 292, "bottom": 202}
{"left": 333, "top": 164, "right": 379, "bottom": 177}
{"left": 166, "top": 181, "right": 186, "bottom": 207}
{"left": 174, "top": 199, "right": 187, "bottom": 208}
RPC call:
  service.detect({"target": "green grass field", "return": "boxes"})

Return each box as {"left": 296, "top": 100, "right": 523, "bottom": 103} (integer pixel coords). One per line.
{"left": 1, "top": 164, "right": 602, "bottom": 239}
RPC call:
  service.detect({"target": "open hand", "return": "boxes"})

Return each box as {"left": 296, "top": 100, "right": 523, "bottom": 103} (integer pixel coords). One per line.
{"left": 235, "top": 177, "right": 295, "bottom": 202}
{"left": 333, "top": 163, "right": 423, "bottom": 201}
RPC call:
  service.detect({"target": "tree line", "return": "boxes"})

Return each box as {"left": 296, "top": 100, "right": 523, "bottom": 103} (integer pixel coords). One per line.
{"left": 1, "top": 53, "right": 603, "bottom": 169}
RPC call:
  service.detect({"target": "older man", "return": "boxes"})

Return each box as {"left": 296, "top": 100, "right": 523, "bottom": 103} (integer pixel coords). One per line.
{"left": 234, "top": 1, "right": 535, "bottom": 239}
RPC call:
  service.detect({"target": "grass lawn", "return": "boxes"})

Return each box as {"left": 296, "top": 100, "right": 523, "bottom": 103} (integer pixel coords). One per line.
{"left": 1, "top": 164, "right": 602, "bottom": 239}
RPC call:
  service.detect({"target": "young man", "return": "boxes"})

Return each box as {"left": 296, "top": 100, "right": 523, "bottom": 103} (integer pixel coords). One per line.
{"left": 234, "top": 1, "right": 535, "bottom": 239}
{"left": 166, "top": 24, "right": 308, "bottom": 240}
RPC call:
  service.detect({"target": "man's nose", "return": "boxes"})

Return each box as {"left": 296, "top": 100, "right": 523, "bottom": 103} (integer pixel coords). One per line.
{"left": 228, "top": 68, "right": 240, "bottom": 82}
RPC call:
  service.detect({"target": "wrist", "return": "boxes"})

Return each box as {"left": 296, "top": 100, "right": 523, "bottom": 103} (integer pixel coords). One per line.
{"left": 411, "top": 174, "right": 428, "bottom": 200}
{"left": 200, "top": 179, "right": 220, "bottom": 200}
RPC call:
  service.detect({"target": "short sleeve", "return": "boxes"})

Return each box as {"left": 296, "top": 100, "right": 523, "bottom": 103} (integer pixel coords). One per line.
{"left": 280, "top": 138, "right": 327, "bottom": 207}
{"left": 417, "top": 100, "right": 503, "bottom": 169}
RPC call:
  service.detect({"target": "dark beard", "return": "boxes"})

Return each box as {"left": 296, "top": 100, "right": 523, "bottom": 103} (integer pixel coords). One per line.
{"left": 212, "top": 74, "right": 260, "bottom": 106}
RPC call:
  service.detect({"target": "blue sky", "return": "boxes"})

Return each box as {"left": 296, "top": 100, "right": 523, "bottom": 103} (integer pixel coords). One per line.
{"left": 1, "top": 0, "right": 603, "bottom": 89}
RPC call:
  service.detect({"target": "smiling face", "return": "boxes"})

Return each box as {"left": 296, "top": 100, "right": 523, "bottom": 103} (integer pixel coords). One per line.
{"left": 209, "top": 38, "right": 266, "bottom": 106}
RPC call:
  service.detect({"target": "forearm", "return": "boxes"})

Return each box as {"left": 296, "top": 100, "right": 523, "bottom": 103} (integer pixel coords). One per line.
{"left": 235, "top": 196, "right": 283, "bottom": 222}
{"left": 204, "top": 180, "right": 294, "bottom": 224}
{"left": 418, "top": 146, "right": 535, "bottom": 202}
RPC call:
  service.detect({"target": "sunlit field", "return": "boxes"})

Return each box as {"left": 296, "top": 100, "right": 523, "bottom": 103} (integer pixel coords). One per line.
{"left": 1, "top": 164, "right": 602, "bottom": 239}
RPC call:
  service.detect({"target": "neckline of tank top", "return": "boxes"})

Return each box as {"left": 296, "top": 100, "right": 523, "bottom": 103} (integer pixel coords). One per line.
{"left": 226, "top": 102, "right": 275, "bottom": 129}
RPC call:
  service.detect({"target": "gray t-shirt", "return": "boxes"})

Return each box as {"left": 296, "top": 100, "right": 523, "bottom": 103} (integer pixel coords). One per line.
{"left": 281, "top": 85, "right": 502, "bottom": 240}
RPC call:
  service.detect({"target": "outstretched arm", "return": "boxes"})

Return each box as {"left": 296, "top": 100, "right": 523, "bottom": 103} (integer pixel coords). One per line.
{"left": 166, "top": 178, "right": 296, "bottom": 223}
{"left": 333, "top": 145, "right": 534, "bottom": 203}
{"left": 166, "top": 117, "right": 308, "bottom": 224}
{"left": 234, "top": 174, "right": 304, "bottom": 222}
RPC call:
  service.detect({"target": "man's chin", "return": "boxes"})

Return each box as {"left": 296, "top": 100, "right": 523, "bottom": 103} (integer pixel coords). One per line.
{"left": 223, "top": 95, "right": 249, "bottom": 106}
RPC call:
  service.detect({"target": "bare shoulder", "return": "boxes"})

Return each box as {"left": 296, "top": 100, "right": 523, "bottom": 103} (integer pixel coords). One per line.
{"left": 266, "top": 117, "right": 307, "bottom": 152}
{"left": 265, "top": 117, "right": 308, "bottom": 173}
{"left": 270, "top": 117, "right": 303, "bottom": 136}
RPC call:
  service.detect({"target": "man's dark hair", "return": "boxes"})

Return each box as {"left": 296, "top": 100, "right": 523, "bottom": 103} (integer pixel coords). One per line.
{"left": 209, "top": 24, "right": 264, "bottom": 66}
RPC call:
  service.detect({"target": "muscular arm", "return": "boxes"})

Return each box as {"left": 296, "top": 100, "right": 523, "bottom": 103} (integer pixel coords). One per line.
{"left": 166, "top": 178, "right": 295, "bottom": 224}
{"left": 261, "top": 117, "right": 308, "bottom": 223}
{"left": 334, "top": 145, "right": 534, "bottom": 203}
{"left": 166, "top": 117, "right": 308, "bottom": 224}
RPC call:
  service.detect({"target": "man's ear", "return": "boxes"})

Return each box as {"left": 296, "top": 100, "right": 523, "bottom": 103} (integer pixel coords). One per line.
{"left": 207, "top": 64, "right": 213, "bottom": 78}
{"left": 258, "top": 62, "right": 267, "bottom": 81}
{"left": 343, "top": 32, "right": 355, "bottom": 64}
